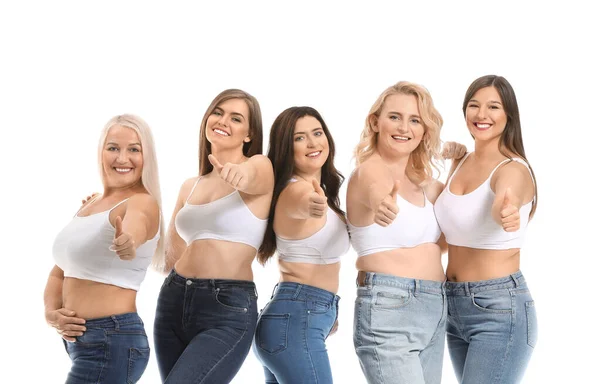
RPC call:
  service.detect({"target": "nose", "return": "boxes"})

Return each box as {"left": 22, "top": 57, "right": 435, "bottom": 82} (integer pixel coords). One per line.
{"left": 117, "top": 149, "right": 129, "bottom": 164}
{"left": 306, "top": 135, "right": 316, "bottom": 148}
{"left": 476, "top": 107, "right": 487, "bottom": 120}
{"left": 218, "top": 114, "right": 228, "bottom": 126}
{"left": 397, "top": 120, "right": 409, "bottom": 133}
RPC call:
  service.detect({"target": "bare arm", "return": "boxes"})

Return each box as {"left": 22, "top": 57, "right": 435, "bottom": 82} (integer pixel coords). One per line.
{"left": 164, "top": 178, "right": 196, "bottom": 272}
{"left": 278, "top": 179, "right": 327, "bottom": 220}
{"left": 491, "top": 162, "right": 533, "bottom": 230}
{"left": 43, "top": 265, "right": 86, "bottom": 341}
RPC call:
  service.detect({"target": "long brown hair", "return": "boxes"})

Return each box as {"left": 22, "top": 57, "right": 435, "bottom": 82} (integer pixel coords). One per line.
{"left": 463, "top": 75, "right": 538, "bottom": 218}
{"left": 198, "top": 89, "right": 263, "bottom": 175}
{"left": 257, "top": 106, "right": 345, "bottom": 264}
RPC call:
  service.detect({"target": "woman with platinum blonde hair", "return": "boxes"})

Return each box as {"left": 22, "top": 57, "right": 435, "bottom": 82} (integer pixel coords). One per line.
{"left": 347, "top": 81, "right": 464, "bottom": 384}
{"left": 44, "top": 114, "right": 163, "bottom": 383}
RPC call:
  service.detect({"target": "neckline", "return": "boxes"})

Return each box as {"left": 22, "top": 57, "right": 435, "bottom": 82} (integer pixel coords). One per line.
{"left": 276, "top": 207, "right": 336, "bottom": 242}
{"left": 185, "top": 190, "right": 238, "bottom": 207}
{"left": 395, "top": 190, "right": 427, "bottom": 208}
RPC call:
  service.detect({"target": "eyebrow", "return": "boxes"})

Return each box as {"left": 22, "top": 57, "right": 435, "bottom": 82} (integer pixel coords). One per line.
{"left": 106, "top": 142, "right": 141, "bottom": 146}
{"left": 388, "top": 111, "right": 421, "bottom": 119}
{"left": 469, "top": 99, "right": 502, "bottom": 105}
{"left": 294, "top": 127, "right": 324, "bottom": 135}
{"left": 215, "top": 107, "right": 247, "bottom": 121}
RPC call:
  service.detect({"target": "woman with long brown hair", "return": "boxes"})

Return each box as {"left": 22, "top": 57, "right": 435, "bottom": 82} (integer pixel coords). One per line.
{"left": 253, "top": 106, "right": 349, "bottom": 384}
{"left": 434, "top": 75, "right": 538, "bottom": 383}
{"left": 153, "top": 89, "right": 274, "bottom": 383}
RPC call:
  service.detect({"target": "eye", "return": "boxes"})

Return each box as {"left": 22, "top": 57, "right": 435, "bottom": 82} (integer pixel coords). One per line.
{"left": 212, "top": 110, "right": 222, "bottom": 116}
{"left": 389, "top": 115, "right": 399, "bottom": 121}
{"left": 410, "top": 118, "right": 421, "bottom": 124}
{"left": 232, "top": 117, "right": 242, "bottom": 123}
{"left": 490, "top": 105, "right": 500, "bottom": 110}
{"left": 314, "top": 131, "right": 323, "bottom": 137}
{"left": 468, "top": 103, "right": 478, "bottom": 108}
{"left": 107, "top": 146, "right": 118, "bottom": 151}
{"left": 294, "top": 136, "right": 304, "bottom": 142}
{"left": 129, "top": 147, "right": 141, "bottom": 152}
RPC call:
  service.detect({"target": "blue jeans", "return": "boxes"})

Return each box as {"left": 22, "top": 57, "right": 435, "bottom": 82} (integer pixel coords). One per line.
{"left": 353, "top": 272, "right": 447, "bottom": 384}
{"left": 253, "top": 282, "right": 339, "bottom": 384}
{"left": 154, "top": 269, "right": 258, "bottom": 383}
{"left": 63, "top": 312, "right": 150, "bottom": 384}
{"left": 446, "top": 271, "right": 538, "bottom": 384}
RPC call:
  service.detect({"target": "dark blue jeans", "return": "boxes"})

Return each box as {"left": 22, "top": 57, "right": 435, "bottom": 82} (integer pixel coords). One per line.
{"left": 154, "top": 269, "right": 258, "bottom": 383}
{"left": 63, "top": 312, "right": 150, "bottom": 384}
{"left": 253, "top": 282, "right": 339, "bottom": 384}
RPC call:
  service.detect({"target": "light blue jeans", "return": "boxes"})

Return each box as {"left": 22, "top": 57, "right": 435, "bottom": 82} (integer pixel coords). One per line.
{"left": 353, "top": 272, "right": 447, "bottom": 384}
{"left": 253, "top": 282, "right": 339, "bottom": 384}
{"left": 446, "top": 271, "right": 538, "bottom": 384}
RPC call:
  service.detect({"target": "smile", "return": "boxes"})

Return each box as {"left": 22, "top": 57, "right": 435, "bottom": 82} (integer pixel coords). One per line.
{"left": 392, "top": 135, "right": 410, "bottom": 141}
{"left": 213, "top": 128, "right": 230, "bottom": 137}
{"left": 306, "top": 151, "right": 322, "bottom": 158}
{"left": 114, "top": 167, "right": 133, "bottom": 174}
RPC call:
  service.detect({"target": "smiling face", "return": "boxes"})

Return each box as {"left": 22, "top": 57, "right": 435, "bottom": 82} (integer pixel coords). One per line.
{"left": 102, "top": 125, "right": 143, "bottom": 189}
{"left": 465, "top": 86, "right": 507, "bottom": 142}
{"left": 292, "top": 115, "right": 330, "bottom": 176}
{"left": 205, "top": 98, "right": 251, "bottom": 150}
{"left": 373, "top": 93, "right": 424, "bottom": 157}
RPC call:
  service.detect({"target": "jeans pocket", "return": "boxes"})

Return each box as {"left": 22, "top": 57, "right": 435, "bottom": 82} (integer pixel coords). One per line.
{"left": 257, "top": 314, "right": 290, "bottom": 354}
{"left": 373, "top": 290, "right": 411, "bottom": 309}
{"left": 127, "top": 347, "right": 150, "bottom": 383}
{"left": 525, "top": 301, "right": 538, "bottom": 348}
{"left": 471, "top": 289, "right": 513, "bottom": 313}
{"left": 215, "top": 287, "right": 250, "bottom": 313}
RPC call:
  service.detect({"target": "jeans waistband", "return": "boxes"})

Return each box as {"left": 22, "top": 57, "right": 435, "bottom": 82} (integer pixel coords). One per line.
{"left": 358, "top": 271, "right": 445, "bottom": 294}
{"left": 167, "top": 268, "right": 256, "bottom": 292}
{"left": 83, "top": 312, "right": 143, "bottom": 328}
{"left": 273, "top": 282, "right": 340, "bottom": 305}
{"left": 445, "top": 270, "right": 527, "bottom": 296}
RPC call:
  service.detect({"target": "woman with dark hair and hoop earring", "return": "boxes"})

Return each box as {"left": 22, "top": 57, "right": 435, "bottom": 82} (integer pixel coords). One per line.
{"left": 434, "top": 75, "right": 538, "bottom": 383}
{"left": 153, "top": 89, "right": 274, "bottom": 383}
{"left": 253, "top": 106, "right": 349, "bottom": 384}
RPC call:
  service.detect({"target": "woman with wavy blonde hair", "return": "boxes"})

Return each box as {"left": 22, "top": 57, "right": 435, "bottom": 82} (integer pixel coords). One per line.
{"left": 44, "top": 114, "right": 163, "bottom": 383}
{"left": 347, "top": 81, "right": 462, "bottom": 384}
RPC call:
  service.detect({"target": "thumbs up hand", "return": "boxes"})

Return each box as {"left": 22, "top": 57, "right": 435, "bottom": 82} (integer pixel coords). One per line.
{"left": 209, "top": 154, "right": 250, "bottom": 190}
{"left": 111, "top": 216, "right": 136, "bottom": 260}
{"left": 308, "top": 179, "right": 328, "bottom": 218}
{"left": 500, "top": 188, "right": 520, "bottom": 232}
{"left": 374, "top": 181, "right": 401, "bottom": 227}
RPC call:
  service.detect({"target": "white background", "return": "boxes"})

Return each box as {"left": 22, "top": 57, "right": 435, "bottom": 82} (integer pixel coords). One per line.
{"left": 1, "top": 1, "right": 598, "bottom": 383}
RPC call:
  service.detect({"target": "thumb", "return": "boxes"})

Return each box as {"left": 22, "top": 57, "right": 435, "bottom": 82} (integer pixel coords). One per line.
{"left": 114, "top": 216, "right": 123, "bottom": 238}
{"left": 503, "top": 187, "right": 513, "bottom": 207}
{"left": 208, "top": 154, "right": 223, "bottom": 171}
{"left": 390, "top": 180, "right": 401, "bottom": 198}
{"left": 312, "top": 179, "right": 325, "bottom": 197}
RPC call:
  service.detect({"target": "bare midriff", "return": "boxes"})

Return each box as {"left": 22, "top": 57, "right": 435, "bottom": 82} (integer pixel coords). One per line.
{"left": 174, "top": 239, "right": 256, "bottom": 281}
{"left": 279, "top": 261, "right": 341, "bottom": 294}
{"left": 356, "top": 243, "right": 445, "bottom": 282}
{"left": 63, "top": 278, "right": 137, "bottom": 319}
{"left": 446, "top": 245, "right": 520, "bottom": 282}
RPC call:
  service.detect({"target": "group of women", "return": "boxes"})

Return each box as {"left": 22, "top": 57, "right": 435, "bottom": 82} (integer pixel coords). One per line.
{"left": 44, "top": 74, "right": 538, "bottom": 384}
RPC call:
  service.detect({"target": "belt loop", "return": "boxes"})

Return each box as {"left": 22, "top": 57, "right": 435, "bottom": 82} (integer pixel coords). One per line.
{"left": 414, "top": 280, "right": 419, "bottom": 297}
{"left": 510, "top": 273, "right": 520, "bottom": 287}
{"left": 464, "top": 282, "right": 470, "bottom": 296}
{"left": 210, "top": 279, "right": 216, "bottom": 288}
{"left": 293, "top": 283, "right": 303, "bottom": 300}
{"left": 111, "top": 315, "right": 119, "bottom": 330}
{"left": 271, "top": 283, "right": 279, "bottom": 299}
{"left": 366, "top": 272, "right": 373, "bottom": 288}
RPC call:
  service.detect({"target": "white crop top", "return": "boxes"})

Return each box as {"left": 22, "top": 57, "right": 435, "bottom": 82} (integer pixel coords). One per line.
{"left": 276, "top": 207, "right": 350, "bottom": 264}
{"left": 348, "top": 190, "right": 441, "bottom": 257}
{"left": 52, "top": 198, "right": 159, "bottom": 291}
{"left": 175, "top": 178, "right": 268, "bottom": 251}
{"left": 433, "top": 153, "right": 533, "bottom": 250}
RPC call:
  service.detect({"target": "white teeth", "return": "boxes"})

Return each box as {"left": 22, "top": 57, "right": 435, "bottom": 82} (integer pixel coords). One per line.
{"left": 214, "top": 128, "right": 229, "bottom": 136}
{"left": 115, "top": 168, "right": 132, "bottom": 173}
{"left": 392, "top": 136, "right": 409, "bottom": 141}
{"left": 476, "top": 123, "right": 491, "bottom": 128}
{"left": 307, "top": 151, "right": 321, "bottom": 157}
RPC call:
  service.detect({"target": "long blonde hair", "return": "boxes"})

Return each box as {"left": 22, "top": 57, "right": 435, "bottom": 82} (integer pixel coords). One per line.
{"left": 354, "top": 81, "right": 443, "bottom": 184}
{"left": 98, "top": 114, "right": 165, "bottom": 271}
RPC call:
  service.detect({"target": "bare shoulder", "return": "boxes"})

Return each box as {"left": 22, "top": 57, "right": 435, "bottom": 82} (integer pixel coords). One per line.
{"left": 248, "top": 154, "right": 273, "bottom": 170}
{"left": 495, "top": 159, "right": 532, "bottom": 184}
{"left": 279, "top": 178, "right": 313, "bottom": 201}
{"left": 127, "top": 193, "right": 159, "bottom": 216}
{"left": 354, "top": 158, "right": 391, "bottom": 185}
{"left": 423, "top": 179, "right": 445, "bottom": 202}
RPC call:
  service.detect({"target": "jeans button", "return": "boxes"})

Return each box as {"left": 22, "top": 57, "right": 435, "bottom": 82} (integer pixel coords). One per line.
{"left": 186, "top": 280, "right": 192, "bottom": 285}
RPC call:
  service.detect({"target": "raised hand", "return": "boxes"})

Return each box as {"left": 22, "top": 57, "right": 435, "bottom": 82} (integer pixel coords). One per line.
{"left": 500, "top": 187, "right": 520, "bottom": 232}
{"left": 442, "top": 141, "right": 467, "bottom": 160}
{"left": 208, "top": 154, "right": 250, "bottom": 190}
{"left": 80, "top": 192, "right": 99, "bottom": 206}
{"left": 374, "top": 181, "right": 401, "bottom": 227}
{"left": 308, "top": 179, "right": 327, "bottom": 218}
{"left": 111, "top": 216, "right": 136, "bottom": 260}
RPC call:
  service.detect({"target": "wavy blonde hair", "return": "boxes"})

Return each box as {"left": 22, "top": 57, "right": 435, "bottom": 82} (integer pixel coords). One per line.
{"left": 354, "top": 81, "right": 443, "bottom": 184}
{"left": 98, "top": 114, "right": 165, "bottom": 271}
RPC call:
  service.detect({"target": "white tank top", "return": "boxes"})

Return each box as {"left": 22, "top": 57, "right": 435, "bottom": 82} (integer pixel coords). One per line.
{"left": 52, "top": 198, "right": 159, "bottom": 291}
{"left": 175, "top": 178, "right": 268, "bottom": 251}
{"left": 348, "top": 189, "right": 441, "bottom": 257}
{"left": 434, "top": 153, "right": 534, "bottom": 249}
{"left": 276, "top": 207, "right": 350, "bottom": 264}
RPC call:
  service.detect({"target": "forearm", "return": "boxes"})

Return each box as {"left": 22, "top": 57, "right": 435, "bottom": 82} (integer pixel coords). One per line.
{"left": 239, "top": 156, "right": 273, "bottom": 195}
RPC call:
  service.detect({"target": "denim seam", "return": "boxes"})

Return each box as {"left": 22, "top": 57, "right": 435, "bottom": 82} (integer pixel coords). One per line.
{"left": 492, "top": 291, "right": 516, "bottom": 384}
{"left": 367, "top": 293, "right": 385, "bottom": 384}
{"left": 197, "top": 304, "right": 251, "bottom": 384}
{"left": 303, "top": 306, "right": 319, "bottom": 384}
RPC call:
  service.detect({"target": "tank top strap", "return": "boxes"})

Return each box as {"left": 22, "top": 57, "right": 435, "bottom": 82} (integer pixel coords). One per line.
{"left": 74, "top": 193, "right": 101, "bottom": 217}
{"left": 447, "top": 152, "right": 471, "bottom": 184}
{"left": 185, "top": 177, "right": 202, "bottom": 203}
{"left": 108, "top": 198, "right": 130, "bottom": 214}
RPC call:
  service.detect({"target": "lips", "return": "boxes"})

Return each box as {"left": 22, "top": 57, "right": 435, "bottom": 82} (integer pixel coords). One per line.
{"left": 213, "top": 128, "right": 230, "bottom": 137}
{"left": 474, "top": 122, "right": 491, "bottom": 130}
{"left": 392, "top": 135, "right": 410, "bottom": 141}
{"left": 306, "top": 151, "right": 322, "bottom": 158}
{"left": 114, "top": 167, "right": 133, "bottom": 174}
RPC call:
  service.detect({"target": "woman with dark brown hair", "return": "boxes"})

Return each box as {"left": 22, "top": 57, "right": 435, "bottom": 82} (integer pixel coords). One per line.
{"left": 153, "top": 89, "right": 274, "bottom": 383}
{"left": 253, "top": 106, "right": 349, "bottom": 384}
{"left": 434, "top": 75, "right": 538, "bottom": 383}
